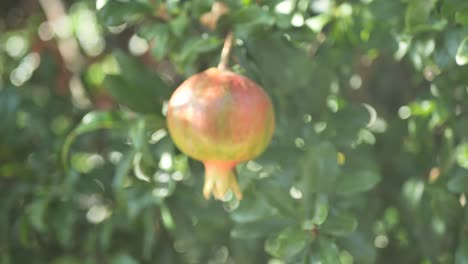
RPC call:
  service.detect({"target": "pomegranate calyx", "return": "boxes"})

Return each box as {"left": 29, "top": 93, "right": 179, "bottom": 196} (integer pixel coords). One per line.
{"left": 203, "top": 161, "right": 242, "bottom": 200}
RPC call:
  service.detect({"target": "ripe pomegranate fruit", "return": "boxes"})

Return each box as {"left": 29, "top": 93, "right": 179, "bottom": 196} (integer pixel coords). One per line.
{"left": 166, "top": 67, "right": 275, "bottom": 200}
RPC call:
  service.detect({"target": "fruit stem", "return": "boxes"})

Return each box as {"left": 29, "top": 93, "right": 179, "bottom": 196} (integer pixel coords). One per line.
{"left": 203, "top": 161, "right": 242, "bottom": 200}
{"left": 217, "top": 30, "right": 234, "bottom": 71}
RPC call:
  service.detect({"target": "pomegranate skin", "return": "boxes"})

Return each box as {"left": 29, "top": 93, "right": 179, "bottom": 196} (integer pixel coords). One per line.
{"left": 166, "top": 68, "right": 275, "bottom": 200}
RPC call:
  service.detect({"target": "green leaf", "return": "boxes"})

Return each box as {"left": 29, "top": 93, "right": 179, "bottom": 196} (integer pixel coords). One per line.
{"left": 456, "top": 37, "right": 468, "bottom": 66}
{"left": 302, "top": 142, "right": 339, "bottom": 194}
{"left": 402, "top": 178, "right": 425, "bottom": 208}
{"left": 112, "top": 150, "right": 136, "bottom": 190}
{"left": 340, "top": 232, "right": 377, "bottom": 264}
{"left": 430, "top": 188, "right": 462, "bottom": 226}
{"left": 169, "top": 13, "right": 189, "bottom": 37}
{"left": 178, "top": 36, "right": 222, "bottom": 61}
{"left": 74, "top": 111, "right": 124, "bottom": 135}
{"left": 330, "top": 104, "right": 372, "bottom": 145}
{"left": 98, "top": 1, "right": 151, "bottom": 27}
{"left": 51, "top": 206, "right": 76, "bottom": 249}
{"left": 51, "top": 256, "right": 84, "bottom": 264}
{"left": 111, "top": 254, "right": 138, "bottom": 264}
{"left": 456, "top": 143, "right": 468, "bottom": 168}
{"left": 231, "top": 219, "right": 289, "bottom": 239}
{"left": 105, "top": 76, "right": 142, "bottom": 112}
{"left": 142, "top": 209, "right": 156, "bottom": 260}
{"left": 129, "top": 118, "right": 146, "bottom": 151}
{"left": 448, "top": 169, "right": 468, "bottom": 194}
{"left": 228, "top": 6, "right": 275, "bottom": 37}
{"left": 405, "top": 0, "right": 444, "bottom": 33}
{"left": 312, "top": 194, "right": 328, "bottom": 225}
{"left": 99, "top": 221, "right": 113, "bottom": 251}
{"left": 245, "top": 30, "right": 320, "bottom": 99}
{"left": 160, "top": 202, "right": 175, "bottom": 231}
{"left": 321, "top": 211, "right": 358, "bottom": 237}
{"left": 455, "top": 6, "right": 468, "bottom": 26}
{"left": 305, "top": 14, "right": 331, "bottom": 33}
{"left": 231, "top": 194, "right": 277, "bottom": 223}
{"left": 62, "top": 111, "right": 125, "bottom": 170}
{"left": 265, "top": 226, "right": 308, "bottom": 259}
{"left": 318, "top": 238, "right": 341, "bottom": 264}
{"left": 258, "top": 180, "right": 299, "bottom": 220}
{"left": 139, "top": 23, "right": 170, "bottom": 59}
{"left": 336, "top": 170, "right": 381, "bottom": 195}
{"left": 104, "top": 51, "right": 170, "bottom": 113}
{"left": 28, "top": 198, "right": 50, "bottom": 232}
{"left": 18, "top": 216, "right": 33, "bottom": 247}
{"left": 441, "top": 0, "right": 468, "bottom": 19}
{"left": 455, "top": 239, "right": 468, "bottom": 264}
{"left": 127, "top": 191, "right": 161, "bottom": 220}
{"left": 0, "top": 87, "right": 20, "bottom": 135}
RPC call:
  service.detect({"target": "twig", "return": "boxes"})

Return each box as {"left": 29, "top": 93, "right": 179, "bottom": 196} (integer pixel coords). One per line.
{"left": 38, "top": 0, "right": 94, "bottom": 109}
{"left": 217, "top": 31, "right": 234, "bottom": 71}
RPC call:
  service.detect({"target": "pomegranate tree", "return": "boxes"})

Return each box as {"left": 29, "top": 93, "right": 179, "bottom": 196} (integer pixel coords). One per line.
{"left": 166, "top": 67, "right": 275, "bottom": 200}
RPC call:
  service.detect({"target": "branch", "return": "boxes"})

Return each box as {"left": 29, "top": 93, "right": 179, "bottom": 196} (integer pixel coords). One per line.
{"left": 38, "top": 0, "right": 94, "bottom": 108}
{"left": 38, "top": 0, "right": 84, "bottom": 73}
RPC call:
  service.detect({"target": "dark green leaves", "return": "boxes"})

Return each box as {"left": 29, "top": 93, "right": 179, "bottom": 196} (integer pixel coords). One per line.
{"left": 0, "top": 87, "right": 20, "bottom": 136}
{"left": 265, "top": 226, "right": 309, "bottom": 259}
{"left": 231, "top": 219, "right": 288, "bottom": 239}
{"left": 175, "top": 36, "right": 222, "bottom": 74}
{"left": 340, "top": 232, "right": 377, "bottom": 264}
{"left": 5, "top": 0, "right": 468, "bottom": 263}
{"left": 455, "top": 239, "right": 468, "bottom": 264}
{"left": 320, "top": 211, "right": 358, "bottom": 237}
{"left": 227, "top": 6, "right": 275, "bottom": 37}
{"left": 455, "top": 5, "right": 468, "bottom": 26}
{"left": 104, "top": 51, "right": 170, "bottom": 113}
{"left": 336, "top": 168, "right": 381, "bottom": 195}
{"left": 318, "top": 238, "right": 341, "bottom": 264}
{"left": 139, "top": 23, "right": 170, "bottom": 60}
{"left": 98, "top": 1, "right": 151, "bottom": 27}
{"left": 111, "top": 254, "right": 139, "bottom": 264}
{"left": 405, "top": 0, "right": 445, "bottom": 34}
{"left": 448, "top": 169, "right": 468, "bottom": 194}
{"left": 169, "top": 12, "right": 189, "bottom": 38}
{"left": 441, "top": 0, "right": 468, "bottom": 20}
{"left": 312, "top": 194, "right": 329, "bottom": 225}
{"left": 231, "top": 188, "right": 296, "bottom": 240}
{"left": 430, "top": 188, "right": 462, "bottom": 226}
{"left": 456, "top": 37, "right": 468, "bottom": 65}
{"left": 231, "top": 194, "right": 277, "bottom": 223}
{"left": 112, "top": 150, "right": 136, "bottom": 190}
{"left": 257, "top": 179, "right": 299, "bottom": 219}
{"left": 301, "top": 142, "right": 339, "bottom": 194}
{"left": 244, "top": 31, "right": 315, "bottom": 93}
{"left": 28, "top": 197, "right": 50, "bottom": 232}
{"left": 62, "top": 111, "right": 125, "bottom": 170}
{"left": 51, "top": 256, "right": 86, "bottom": 264}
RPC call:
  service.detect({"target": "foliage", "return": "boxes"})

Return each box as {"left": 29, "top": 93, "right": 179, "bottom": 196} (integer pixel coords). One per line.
{"left": 1, "top": 0, "right": 468, "bottom": 263}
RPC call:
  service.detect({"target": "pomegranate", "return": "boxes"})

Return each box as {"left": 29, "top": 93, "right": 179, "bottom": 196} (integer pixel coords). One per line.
{"left": 166, "top": 67, "right": 275, "bottom": 200}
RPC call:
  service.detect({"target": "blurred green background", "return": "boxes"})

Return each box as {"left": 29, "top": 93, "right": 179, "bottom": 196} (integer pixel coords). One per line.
{"left": 1, "top": 0, "right": 468, "bottom": 263}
